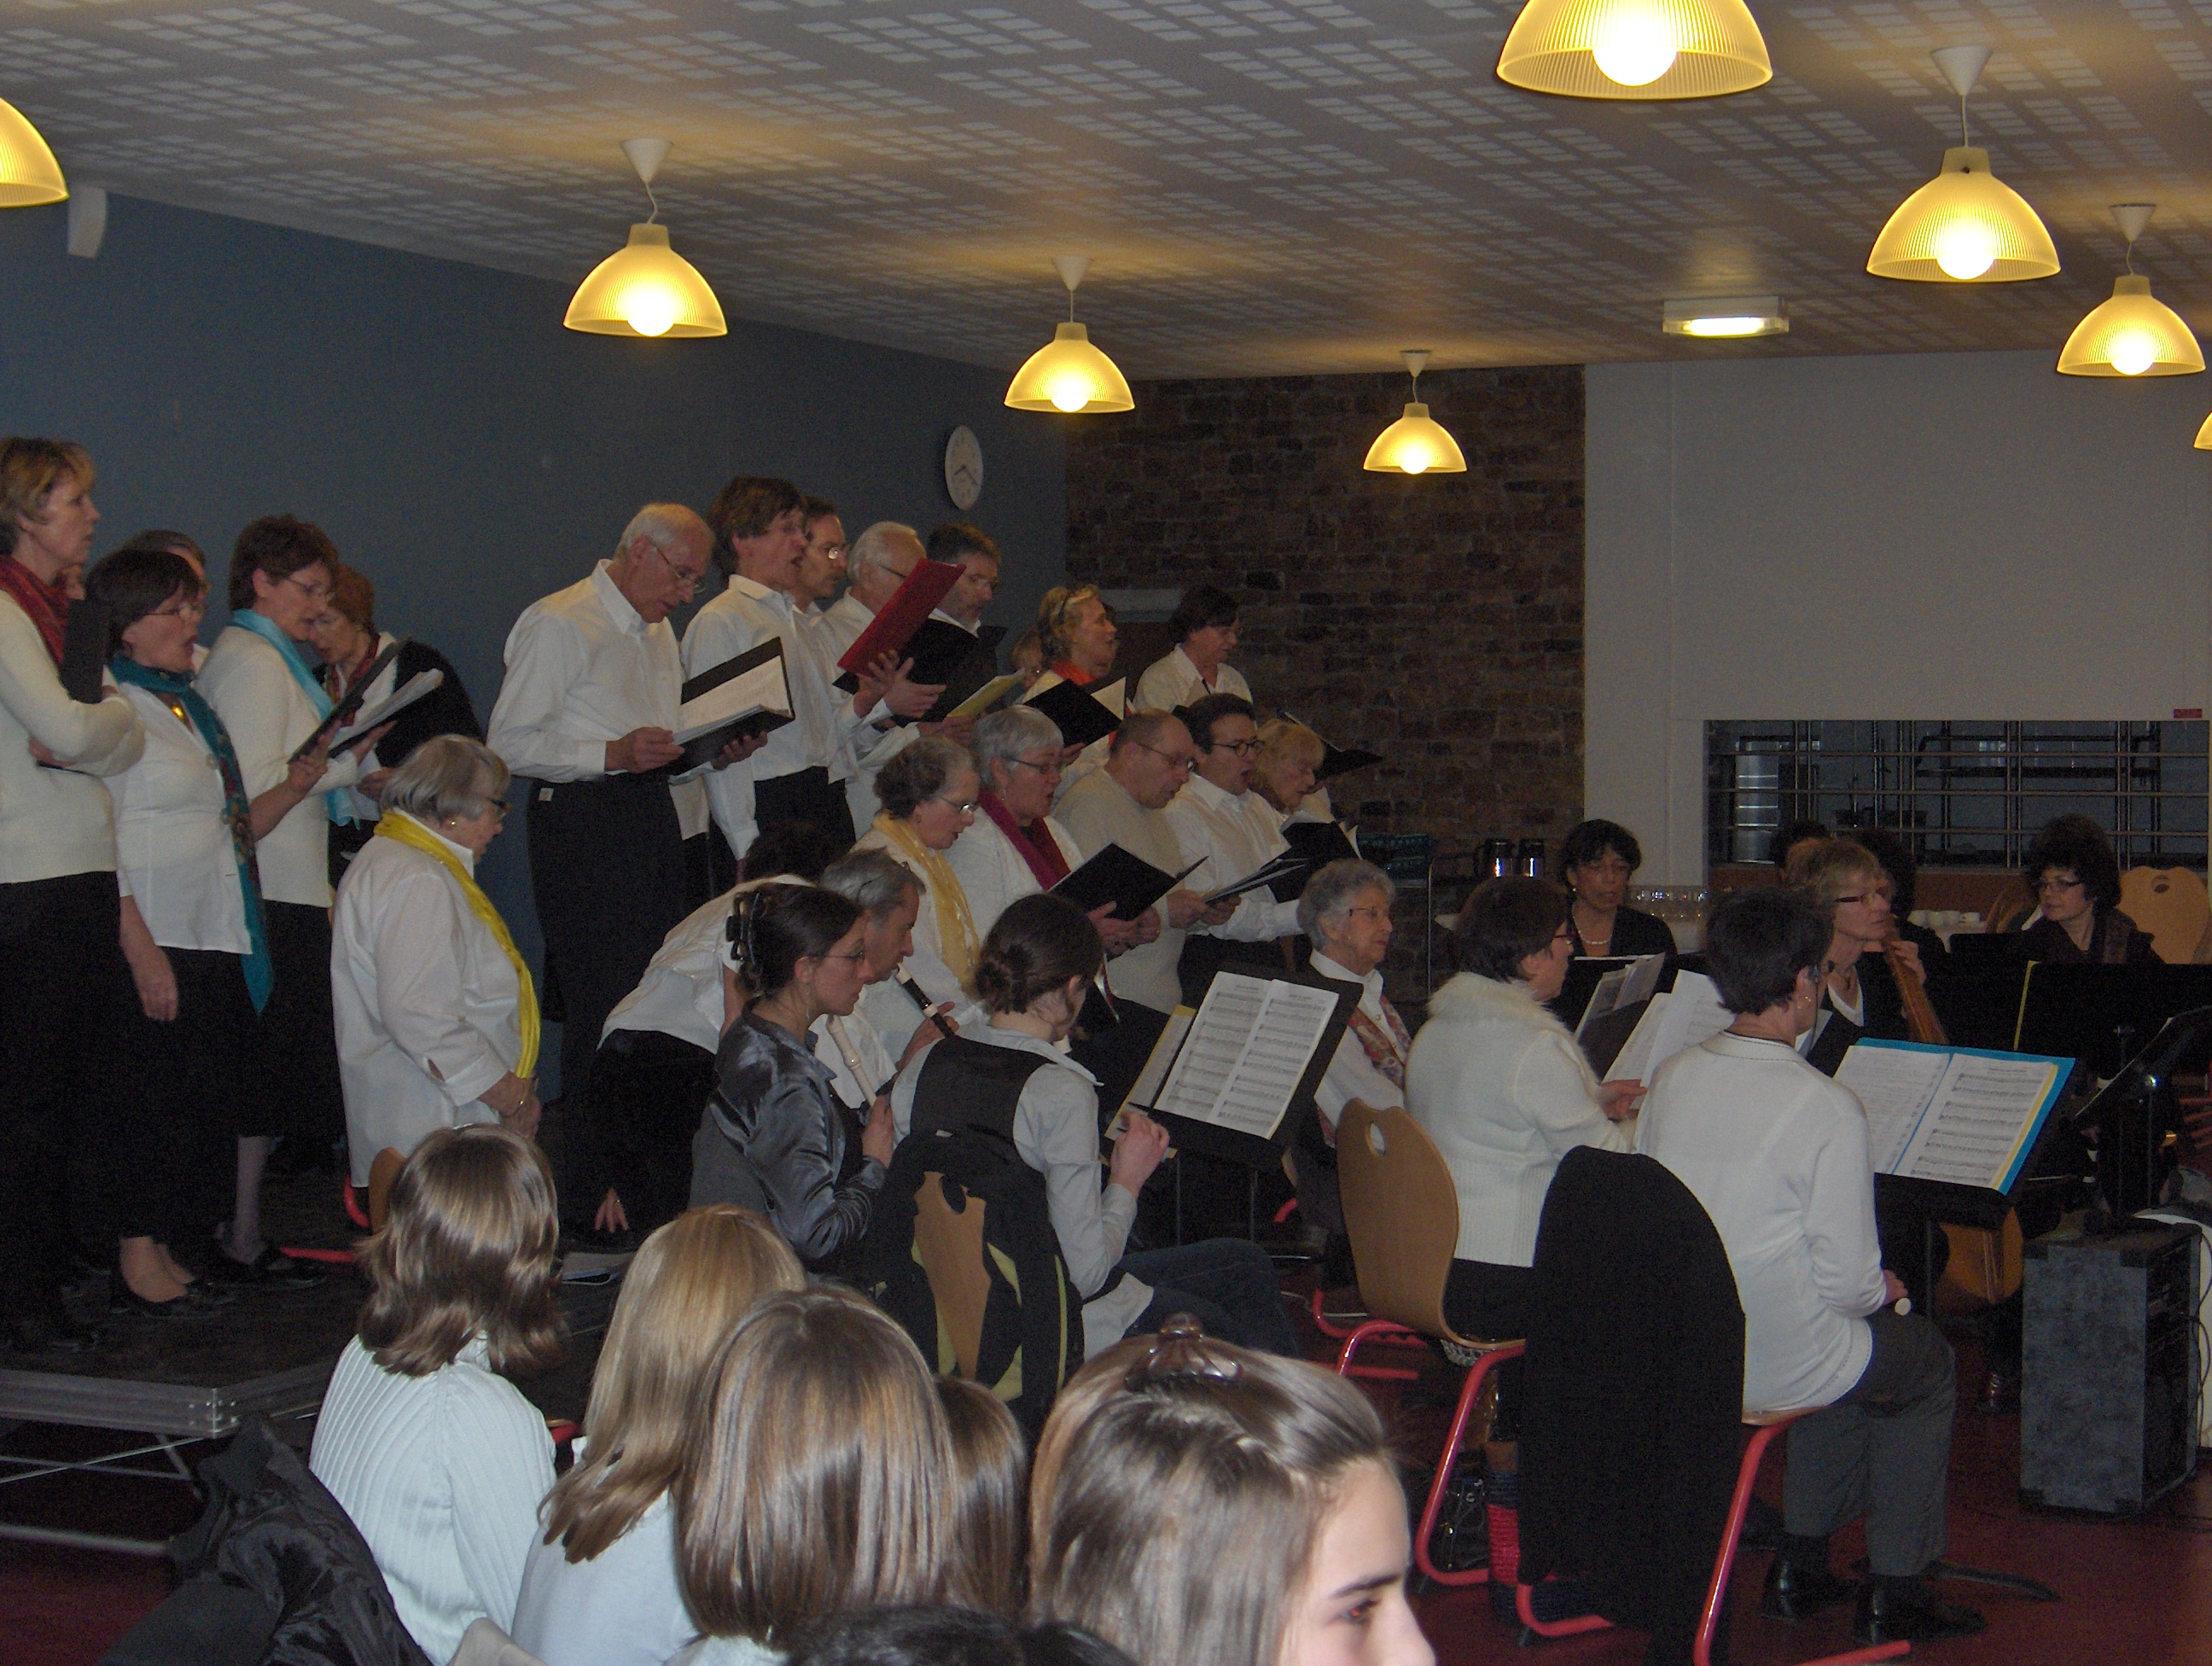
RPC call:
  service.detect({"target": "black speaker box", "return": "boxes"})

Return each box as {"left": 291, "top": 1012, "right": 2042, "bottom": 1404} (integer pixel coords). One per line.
{"left": 2021, "top": 1222, "right": 2199, "bottom": 1515}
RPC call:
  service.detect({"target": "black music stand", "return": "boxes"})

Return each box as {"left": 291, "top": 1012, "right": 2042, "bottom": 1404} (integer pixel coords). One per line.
{"left": 2072, "top": 1005, "right": 2212, "bottom": 1226}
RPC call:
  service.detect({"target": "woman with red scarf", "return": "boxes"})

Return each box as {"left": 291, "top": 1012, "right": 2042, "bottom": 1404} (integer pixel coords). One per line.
{"left": 0, "top": 437, "right": 146, "bottom": 1354}
{"left": 947, "top": 705, "right": 1149, "bottom": 957}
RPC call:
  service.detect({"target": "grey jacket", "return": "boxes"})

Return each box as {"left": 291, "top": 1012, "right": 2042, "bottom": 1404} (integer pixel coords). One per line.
{"left": 690, "top": 1011, "right": 884, "bottom": 1267}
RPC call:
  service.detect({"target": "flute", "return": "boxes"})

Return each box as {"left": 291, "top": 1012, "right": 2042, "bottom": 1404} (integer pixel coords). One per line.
{"left": 897, "top": 970, "right": 957, "bottom": 1039}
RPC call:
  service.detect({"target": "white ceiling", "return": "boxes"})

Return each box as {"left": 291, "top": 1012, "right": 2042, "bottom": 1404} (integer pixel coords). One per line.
{"left": 14, "top": 0, "right": 2212, "bottom": 376}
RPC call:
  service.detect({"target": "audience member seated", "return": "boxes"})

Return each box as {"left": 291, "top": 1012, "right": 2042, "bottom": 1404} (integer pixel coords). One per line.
{"left": 1029, "top": 1319, "right": 1434, "bottom": 1666}
{"left": 2017, "top": 812, "right": 2159, "bottom": 965}
{"left": 1294, "top": 859, "right": 1407, "bottom": 1239}
{"left": 1167, "top": 693, "right": 1301, "bottom": 989}
{"left": 0, "top": 436, "right": 146, "bottom": 1354}
{"left": 588, "top": 823, "right": 843, "bottom": 1238}
{"left": 332, "top": 736, "right": 542, "bottom": 1180}
{"left": 309, "top": 561, "right": 483, "bottom": 883}
{"left": 894, "top": 894, "right": 1299, "bottom": 1359}
{"left": 1557, "top": 818, "right": 1675, "bottom": 961}
{"left": 1635, "top": 885, "right": 1983, "bottom": 1646}
{"left": 786, "top": 1608, "right": 1132, "bottom": 1666}
{"left": 1784, "top": 837, "right": 1918, "bottom": 1075}
{"left": 311, "top": 1125, "right": 564, "bottom": 1663}
{"left": 690, "top": 884, "right": 894, "bottom": 1273}
{"left": 670, "top": 1285, "right": 965, "bottom": 1666}
{"left": 1133, "top": 584, "right": 1249, "bottom": 710}
{"left": 513, "top": 1206, "right": 804, "bottom": 1666}
{"left": 1249, "top": 717, "right": 1331, "bottom": 825}
{"left": 853, "top": 737, "right": 985, "bottom": 1055}
{"left": 933, "top": 1377, "right": 1028, "bottom": 1617}
{"left": 1406, "top": 879, "right": 1636, "bottom": 1355}
{"left": 89, "top": 545, "right": 327, "bottom": 1308}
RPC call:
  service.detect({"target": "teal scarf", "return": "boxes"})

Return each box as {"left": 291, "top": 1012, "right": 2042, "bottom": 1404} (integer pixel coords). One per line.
{"left": 109, "top": 656, "right": 275, "bottom": 1014}
{"left": 230, "top": 609, "right": 352, "bottom": 825}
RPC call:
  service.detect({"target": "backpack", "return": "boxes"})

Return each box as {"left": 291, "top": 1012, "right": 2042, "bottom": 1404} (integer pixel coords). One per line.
{"left": 863, "top": 1038, "right": 1087, "bottom": 1439}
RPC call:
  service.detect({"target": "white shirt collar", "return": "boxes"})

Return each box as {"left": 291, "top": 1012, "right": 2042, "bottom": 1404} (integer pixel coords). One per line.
{"left": 589, "top": 560, "right": 646, "bottom": 637}
{"left": 975, "top": 1021, "right": 1099, "bottom": 1082}
{"left": 727, "top": 572, "right": 791, "bottom": 615}
{"left": 393, "top": 810, "right": 478, "bottom": 875}
{"left": 930, "top": 607, "right": 981, "bottom": 636}
{"left": 1180, "top": 770, "right": 1243, "bottom": 812}
{"left": 1311, "top": 950, "right": 1386, "bottom": 1010}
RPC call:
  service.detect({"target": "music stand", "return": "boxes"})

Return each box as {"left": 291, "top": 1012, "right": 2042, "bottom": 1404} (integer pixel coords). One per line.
{"left": 2071, "top": 1005, "right": 2212, "bottom": 1224}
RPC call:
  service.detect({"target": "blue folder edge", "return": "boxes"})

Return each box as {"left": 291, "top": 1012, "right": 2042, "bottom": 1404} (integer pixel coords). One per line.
{"left": 1848, "top": 1037, "right": 2075, "bottom": 1196}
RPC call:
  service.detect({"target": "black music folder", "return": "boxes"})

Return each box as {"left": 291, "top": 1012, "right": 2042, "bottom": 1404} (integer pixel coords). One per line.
{"left": 57, "top": 600, "right": 111, "bottom": 704}
{"left": 1025, "top": 675, "right": 1125, "bottom": 749}
{"left": 1205, "top": 851, "right": 1310, "bottom": 906}
{"left": 1275, "top": 821, "right": 1359, "bottom": 899}
{"left": 1051, "top": 843, "right": 1202, "bottom": 921}
{"left": 655, "top": 638, "right": 795, "bottom": 779}
{"left": 908, "top": 620, "right": 1005, "bottom": 723}
{"left": 1280, "top": 709, "right": 1380, "bottom": 788}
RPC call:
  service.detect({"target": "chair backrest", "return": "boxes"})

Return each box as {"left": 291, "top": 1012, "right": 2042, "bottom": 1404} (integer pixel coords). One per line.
{"left": 1335, "top": 1099, "right": 1462, "bottom": 1342}
{"left": 911, "top": 1172, "right": 991, "bottom": 1379}
{"left": 2120, "top": 866, "right": 2211, "bottom": 963}
{"left": 367, "top": 1147, "right": 406, "bottom": 1233}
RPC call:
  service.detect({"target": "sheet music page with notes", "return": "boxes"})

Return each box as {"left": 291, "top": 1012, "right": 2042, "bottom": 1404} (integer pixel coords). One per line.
{"left": 1837, "top": 1040, "right": 2068, "bottom": 1191}
{"left": 1154, "top": 973, "right": 1337, "bottom": 1140}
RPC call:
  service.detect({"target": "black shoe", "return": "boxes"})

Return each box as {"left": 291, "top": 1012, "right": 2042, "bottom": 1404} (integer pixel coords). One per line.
{"left": 204, "top": 1243, "right": 326, "bottom": 1289}
{"left": 1854, "top": 1581, "right": 1987, "bottom": 1646}
{"left": 1762, "top": 1557, "right": 1857, "bottom": 1621}
{"left": 3, "top": 1303, "right": 103, "bottom": 1354}
{"left": 109, "top": 1277, "right": 224, "bottom": 1319}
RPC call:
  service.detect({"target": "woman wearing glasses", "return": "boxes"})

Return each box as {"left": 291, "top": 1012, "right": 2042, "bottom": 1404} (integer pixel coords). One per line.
{"left": 690, "top": 883, "right": 894, "bottom": 1273}
{"left": 200, "top": 518, "right": 386, "bottom": 1242}
{"left": 2016, "top": 814, "right": 2157, "bottom": 967}
{"left": 853, "top": 737, "right": 987, "bottom": 1056}
{"left": 1783, "top": 838, "right": 1929, "bottom": 1074}
{"left": 331, "top": 737, "right": 542, "bottom": 1188}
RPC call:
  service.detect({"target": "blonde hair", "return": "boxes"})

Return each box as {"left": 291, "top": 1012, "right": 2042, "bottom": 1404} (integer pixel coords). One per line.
{"left": 541, "top": 1207, "right": 803, "bottom": 1562}
{"left": 1036, "top": 585, "right": 1105, "bottom": 666}
{"left": 356, "top": 1124, "right": 563, "bottom": 1379}
{"left": 1784, "top": 836, "right": 1887, "bottom": 908}
{"left": 1252, "top": 720, "right": 1324, "bottom": 812}
{"left": 676, "top": 1285, "right": 956, "bottom": 1641}
{"left": 1029, "top": 1324, "right": 1395, "bottom": 1666}
{"left": 936, "top": 1378, "right": 1029, "bottom": 1616}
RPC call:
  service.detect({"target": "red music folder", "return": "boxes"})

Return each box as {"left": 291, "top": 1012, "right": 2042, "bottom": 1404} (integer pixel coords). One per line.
{"left": 834, "top": 558, "right": 964, "bottom": 677}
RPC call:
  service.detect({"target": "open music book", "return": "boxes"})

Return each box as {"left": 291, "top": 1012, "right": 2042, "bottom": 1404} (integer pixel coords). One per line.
{"left": 942, "top": 672, "right": 1027, "bottom": 722}
{"left": 1837, "top": 1039, "right": 2073, "bottom": 1192}
{"left": 664, "top": 638, "right": 794, "bottom": 779}
{"left": 1575, "top": 952, "right": 1667, "bottom": 1041}
{"left": 329, "top": 668, "right": 442, "bottom": 752}
{"left": 289, "top": 637, "right": 406, "bottom": 761}
{"left": 1204, "top": 850, "right": 1310, "bottom": 906}
{"left": 1596, "top": 970, "right": 1735, "bottom": 1084}
{"left": 1123, "top": 970, "right": 1350, "bottom": 1146}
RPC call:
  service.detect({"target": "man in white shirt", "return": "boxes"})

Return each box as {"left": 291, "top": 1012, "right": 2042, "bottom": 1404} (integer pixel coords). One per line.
{"left": 1167, "top": 694, "right": 1301, "bottom": 992}
{"left": 792, "top": 496, "right": 847, "bottom": 616}
{"left": 684, "top": 479, "right": 937, "bottom": 854}
{"left": 486, "top": 503, "right": 757, "bottom": 1222}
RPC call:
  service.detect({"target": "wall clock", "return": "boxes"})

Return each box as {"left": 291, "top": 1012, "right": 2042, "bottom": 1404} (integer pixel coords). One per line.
{"left": 944, "top": 425, "right": 983, "bottom": 510}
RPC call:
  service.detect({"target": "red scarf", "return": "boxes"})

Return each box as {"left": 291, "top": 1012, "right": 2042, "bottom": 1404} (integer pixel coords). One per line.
{"left": 0, "top": 557, "right": 70, "bottom": 666}
{"left": 1049, "top": 661, "right": 1093, "bottom": 687}
{"left": 981, "top": 790, "right": 1070, "bottom": 889}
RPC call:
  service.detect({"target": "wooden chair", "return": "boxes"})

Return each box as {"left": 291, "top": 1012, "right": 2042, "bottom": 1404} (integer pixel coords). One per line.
{"left": 911, "top": 1172, "right": 992, "bottom": 1378}
{"left": 2119, "top": 866, "right": 2212, "bottom": 964}
{"left": 1332, "top": 1098, "right": 1522, "bottom": 1587}
{"left": 366, "top": 1146, "right": 406, "bottom": 1233}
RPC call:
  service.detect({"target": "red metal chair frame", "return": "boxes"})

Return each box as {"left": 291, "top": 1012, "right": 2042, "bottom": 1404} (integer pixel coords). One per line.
{"left": 1511, "top": 1411, "right": 1910, "bottom": 1666}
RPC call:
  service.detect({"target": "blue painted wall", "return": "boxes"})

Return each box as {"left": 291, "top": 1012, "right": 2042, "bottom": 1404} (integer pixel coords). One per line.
{"left": 0, "top": 193, "right": 1067, "bottom": 1093}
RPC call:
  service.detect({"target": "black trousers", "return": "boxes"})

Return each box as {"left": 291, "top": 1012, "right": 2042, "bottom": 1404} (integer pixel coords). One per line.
{"left": 753, "top": 766, "right": 856, "bottom": 848}
{"left": 588, "top": 1028, "right": 716, "bottom": 1237}
{"left": 1445, "top": 1257, "right": 1534, "bottom": 1436}
{"left": 253, "top": 901, "right": 345, "bottom": 1148}
{"left": 96, "top": 948, "right": 252, "bottom": 1243}
{"left": 523, "top": 774, "right": 689, "bottom": 1219}
{"left": 0, "top": 871, "right": 125, "bottom": 1316}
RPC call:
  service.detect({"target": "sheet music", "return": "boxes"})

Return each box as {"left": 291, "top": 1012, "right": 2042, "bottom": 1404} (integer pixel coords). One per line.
{"left": 1117, "top": 1008, "right": 1195, "bottom": 1131}
{"left": 1576, "top": 952, "right": 1666, "bottom": 1040}
{"left": 676, "top": 651, "right": 789, "bottom": 743}
{"left": 1834, "top": 1042, "right": 1952, "bottom": 1173}
{"left": 1154, "top": 973, "right": 1336, "bottom": 1140}
{"left": 1603, "top": 971, "right": 1732, "bottom": 1083}
{"left": 329, "top": 669, "right": 442, "bottom": 751}
{"left": 1898, "top": 1052, "right": 2063, "bottom": 1190}
{"left": 1604, "top": 992, "right": 1668, "bottom": 1083}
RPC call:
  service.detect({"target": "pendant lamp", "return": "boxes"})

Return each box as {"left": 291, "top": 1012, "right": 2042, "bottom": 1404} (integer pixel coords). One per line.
{"left": 1867, "top": 46, "right": 2057, "bottom": 283}
{"left": 1363, "top": 352, "right": 1467, "bottom": 476}
{"left": 564, "top": 139, "right": 726, "bottom": 339}
{"left": 2197, "top": 411, "right": 2212, "bottom": 450}
{"left": 1004, "top": 257, "right": 1134, "bottom": 413}
{"left": 2058, "top": 206, "right": 2203, "bottom": 378}
{"left": 0, "top": 95, "right": 67, "bottom": 207}
{"left": 1495, "top": 0, "right": 1771, "bottom": 101}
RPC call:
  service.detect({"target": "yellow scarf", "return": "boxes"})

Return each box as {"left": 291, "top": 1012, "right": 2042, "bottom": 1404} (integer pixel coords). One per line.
{"left": 375, "top": 813, "right": 540, "bottom": 1080}
{"left": 871, "top": 810, "right": 979, "bottom": 994}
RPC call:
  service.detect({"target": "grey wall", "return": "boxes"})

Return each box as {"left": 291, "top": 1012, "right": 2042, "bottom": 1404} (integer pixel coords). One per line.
{"left": 0, "top": 194, "right": 1066, "bottom": 1092}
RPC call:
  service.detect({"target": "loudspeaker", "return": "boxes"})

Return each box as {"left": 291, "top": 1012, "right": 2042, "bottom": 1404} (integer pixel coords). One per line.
{"left": 2021, "top": 1223, "right": 2199, "bottom": 1515}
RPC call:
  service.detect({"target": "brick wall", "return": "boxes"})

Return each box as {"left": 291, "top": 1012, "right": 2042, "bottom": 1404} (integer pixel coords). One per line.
{"left": 1064, "top": 365, "right": 1586, "bottom": 851}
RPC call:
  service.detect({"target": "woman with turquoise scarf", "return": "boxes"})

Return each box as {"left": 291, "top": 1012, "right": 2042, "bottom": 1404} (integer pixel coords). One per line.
{"left": 200, "top": 516, "right": 388, "bottom": 1275}
{"left": 88, "top": 547, "right": 333, "bottom": 1313}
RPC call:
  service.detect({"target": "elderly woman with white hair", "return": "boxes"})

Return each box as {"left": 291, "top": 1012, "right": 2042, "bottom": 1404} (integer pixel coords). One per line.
{"left": 332, "top": 736, "right": 541, "bottom": 1182}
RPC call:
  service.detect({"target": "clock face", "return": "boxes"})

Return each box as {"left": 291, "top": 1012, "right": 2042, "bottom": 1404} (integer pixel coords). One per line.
{"left": 945, "top": 425, "right": 983, "bottom": 510}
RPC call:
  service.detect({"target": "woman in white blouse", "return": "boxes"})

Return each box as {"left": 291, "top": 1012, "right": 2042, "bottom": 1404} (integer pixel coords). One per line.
{"left": 199, "top": 516, "right": 384, "bottom": 1233}
{"left": 87, "top": 547, "right": 329, "bottom": 1309}
{"left": 1132, "top": 585, "right": 1251, "bottom": 711}
{"left": 332, "top": 736, "right": 542, "bottom": 1183}
{"left": 311, "top": 1124, "right": 563, "bottom": 1664}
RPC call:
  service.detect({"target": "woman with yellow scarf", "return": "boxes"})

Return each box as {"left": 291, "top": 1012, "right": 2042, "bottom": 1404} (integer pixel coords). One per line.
{"left": 331, "top": 736, "right": 542, "bottom": 1186}
{"left": 853, "top": 737, "right": 985, "bottom": 1057}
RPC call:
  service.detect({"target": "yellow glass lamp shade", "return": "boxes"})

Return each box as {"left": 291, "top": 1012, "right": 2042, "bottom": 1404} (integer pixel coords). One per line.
{"left": 2057, "top": 276, "right": 2204, "bottom": 378}
{"left": 0, "top": 96, "right": 67, "bottom": 208}
{"left": 564, "top": 224, "right": 725, "bottom": 339}
{"left": 1364, "top": 404, "right": 1467, "bottom": 475}
{"left": 1866, "top": 149, "right": 2058, "bottom": 283}
{"left": 2197, "top": 411, "right": 2212, "bottom": 450}
{"left": 1004, "top": 323, "right": 1134, "bottom": 414}
{"left": 1496, "top": 0, "right": 1771, "bottom": 100}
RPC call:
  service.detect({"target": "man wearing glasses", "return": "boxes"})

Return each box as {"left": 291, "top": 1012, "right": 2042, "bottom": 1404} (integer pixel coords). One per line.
{"left": 1166, "top": 693, "right": 1303, "bottom": 992}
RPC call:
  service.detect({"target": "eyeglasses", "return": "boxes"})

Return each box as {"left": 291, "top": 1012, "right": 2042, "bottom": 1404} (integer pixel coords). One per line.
{"left": 282, "top": 574, "right": 333, "bottom": 603}
{"left": 1008, "top": 755, "right": 1062, "bottom": 778}
{"left": 929, "top": 795, "right": 980, "bottom": 816}
{"left": 151, "top": 597, "right": 207, "bottom": 620}
{"left": 1208, "top": 738, "right": 1260, "bottom": 758}
{"left": 1341, "top": 904, "right": 1392, "bottom": 923}
{"left": 643, "top": 541, "right": 704, "bottom": 593}
{"left": 2036, "top": 874, "right": 2086, "bottom": 893}
{"left": 818, "top": 948, "right": 869, "bottom": 964}
{"left": 1130, "top": 739, "right": 1196, "bottom": 773}
{"left": 1833, "top": 889, "right": 1894, "bottom": 906}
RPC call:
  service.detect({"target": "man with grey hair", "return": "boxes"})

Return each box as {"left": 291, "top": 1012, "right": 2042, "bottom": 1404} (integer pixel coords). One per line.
{"left": 488, "top": 502, "right": 763, "bottom": 1226}
{"left": 818, "top": 848, "right": 929, "bottom": 1119}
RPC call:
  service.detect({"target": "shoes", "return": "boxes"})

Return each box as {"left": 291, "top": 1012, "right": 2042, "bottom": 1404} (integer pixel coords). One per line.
{"left": 3, "top": 1303, "right": 102, "bottom": 1354}
{"left": 109, "top": 1278, "right": 224, "bottom": 1319}
{"left": 1854, "top": 1580, "right": 1987, "bottom": 1646}
{"left": 1761, "top": 1557, "right": 1857, "bottom": 1621}
{"left": 1978, "top": 1368, "right": 2020, "bottom": 1415}
{"left": 203, "top": 1243, "right": 326, "bottom": 1289}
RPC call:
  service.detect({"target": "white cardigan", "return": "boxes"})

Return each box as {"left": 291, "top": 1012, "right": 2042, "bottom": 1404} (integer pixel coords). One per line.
{"left": 0, "top": 592, "right": 142, "bottom": 884}
{"left": 942, "top": 807, "right": 1083, "bottom": 939}
{"left": 1405, "top": 972, "right": 1633, "bottom": 1267}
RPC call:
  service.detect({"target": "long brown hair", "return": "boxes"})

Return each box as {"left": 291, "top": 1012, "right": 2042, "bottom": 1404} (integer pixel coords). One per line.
{"left": 355, "top": 1125, "right": 563, "bottom": 1379}
{"left": 540, "top": 1207, "right": 803, "bottom": 1562}
{"left": 676, "top": 1285, "right": 956, "bottom": 1641}
{"left": 936, "top": 1377, "right": 1028, "bottom": 1616}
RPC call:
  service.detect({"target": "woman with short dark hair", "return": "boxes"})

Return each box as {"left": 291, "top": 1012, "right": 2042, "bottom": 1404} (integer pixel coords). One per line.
{"left": 310, "top": 1124, "right": 564, "bottom": 1663}
{"left": 1557, "top": 817, "right": 1676, "bottom": 961}
{"left": 1406, "top": 877, "right": 1636, "bottom": 1347}
{"left": 2017, "top": 813, "right": 2157, "bottom": 965}
{"left": 1135, "top": 584, "right": 1250, "bottom": 710}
